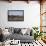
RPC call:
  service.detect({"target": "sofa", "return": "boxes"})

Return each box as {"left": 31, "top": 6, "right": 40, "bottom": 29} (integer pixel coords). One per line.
{"left": 7, "top": 27, "right": 34, "bottom": 43}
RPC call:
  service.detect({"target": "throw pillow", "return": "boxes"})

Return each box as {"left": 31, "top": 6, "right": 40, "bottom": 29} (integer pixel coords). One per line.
{"left": 14, "top": 28, "right": 21, "bottom": 33}
{"left": 8, "top": 27, "right": 14, "bottom": 34}
{"left": 24, "top": 28, "right": 31, "bottom": 35}
{"left": 21, "top": 28, "right": 27, "bottom": 35}
{"left": 2, "top": 29, "right": 10, "bottom": 36}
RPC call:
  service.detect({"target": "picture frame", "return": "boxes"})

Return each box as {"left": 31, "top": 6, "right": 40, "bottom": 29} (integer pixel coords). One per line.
{"left": 8, "top": 10, "right": 24, "bottom": 21}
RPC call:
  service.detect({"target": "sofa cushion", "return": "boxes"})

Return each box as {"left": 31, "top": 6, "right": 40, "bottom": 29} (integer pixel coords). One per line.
{"left": 8, "top": 33, "right": 34, "bottom": 43}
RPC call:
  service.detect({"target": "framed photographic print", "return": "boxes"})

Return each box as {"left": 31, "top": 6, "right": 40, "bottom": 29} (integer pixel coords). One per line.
{"left": 8, "top": 10, "right": 24, "bottom": 21}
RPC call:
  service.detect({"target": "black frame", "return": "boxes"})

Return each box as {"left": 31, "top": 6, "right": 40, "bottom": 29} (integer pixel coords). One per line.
{"left": 8, "top": 10, "right": 24, "bottom": 21}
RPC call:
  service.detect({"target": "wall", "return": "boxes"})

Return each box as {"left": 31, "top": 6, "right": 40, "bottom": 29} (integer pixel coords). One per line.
{"left": 0, "top": 1, "right": 40, "bottom": 28}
